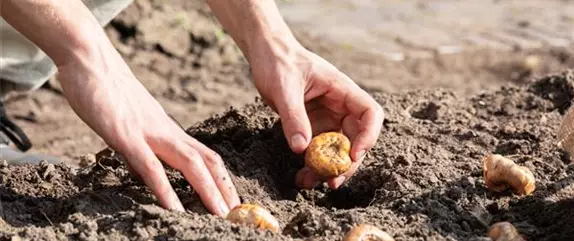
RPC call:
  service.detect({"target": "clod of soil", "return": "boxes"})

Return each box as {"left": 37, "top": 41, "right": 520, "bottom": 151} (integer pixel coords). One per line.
{"left": 1, "top": 70, "right": 574, "bottom": 240}
{"left": 305, "top": 132, "right": 352, "bottom": 180}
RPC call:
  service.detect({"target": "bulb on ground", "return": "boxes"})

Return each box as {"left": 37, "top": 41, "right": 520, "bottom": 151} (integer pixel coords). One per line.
{"left": 226, "top": 204, "right": 280, "bottom": 233}
{"left": 343, "top": 224, "right": 394, "bottom": 241}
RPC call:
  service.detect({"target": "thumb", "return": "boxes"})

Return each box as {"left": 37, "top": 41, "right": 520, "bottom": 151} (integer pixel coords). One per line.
{"left": 274, "top": 88, "right": 312, "bottom": 154}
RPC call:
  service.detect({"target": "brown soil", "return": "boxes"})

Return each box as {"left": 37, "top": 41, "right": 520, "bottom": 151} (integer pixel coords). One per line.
{"left": 2, "top": 70, "right": 574, "bottom": 240}
{"left": 2, "top": 1, "right": 574, "bottom": 240}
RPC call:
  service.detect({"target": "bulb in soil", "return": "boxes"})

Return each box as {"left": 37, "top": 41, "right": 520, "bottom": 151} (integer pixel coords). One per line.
{"left": 558, "top": 105, "right": 574, "bottom": 161}
{"left": 482, "top": 154, "right": 535, "bottom": 195}
{"left": 226, "top": 204, "right": 280, "bottom": 233}
{"left": 343, "top": 224, "right": 394, "bottom": 241}
{"left": 488, "top": 222, "right": 525, "bottom": 241}
{"left": 304, "top": 132, "right": 352, "bottom": 181}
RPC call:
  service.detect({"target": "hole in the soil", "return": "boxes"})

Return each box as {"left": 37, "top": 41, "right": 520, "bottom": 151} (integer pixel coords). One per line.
{"left": 409, "top": 101, "right": 441, "bottom": 121}
{"left": 300, "top": 169, "right": 383, "bottom": 210}
{"left": 316, "top": 186, "right": 376, "bottom": 209}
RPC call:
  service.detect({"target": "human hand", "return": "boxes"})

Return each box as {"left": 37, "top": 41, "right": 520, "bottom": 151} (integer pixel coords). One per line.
{"left": 4, "top": 0, "right": 245, "bottom": 217}
{"left": 248, "top": 40, "right": 385, "bottom": 189}
{"left": 56, "top": 42, "right": 240, "bottom": 217}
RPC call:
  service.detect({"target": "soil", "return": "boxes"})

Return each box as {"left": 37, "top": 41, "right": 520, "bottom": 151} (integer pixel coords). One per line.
{"left": 2, "top": 0, "right": 574, "bottom": 240}
{"left": 2, "top": 70, "right": 574, "bottom": 240}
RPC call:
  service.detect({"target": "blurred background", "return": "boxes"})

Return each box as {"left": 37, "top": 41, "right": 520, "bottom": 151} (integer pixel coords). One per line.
{"left": 4, "top": 0, "right": 574, "bottom": 165}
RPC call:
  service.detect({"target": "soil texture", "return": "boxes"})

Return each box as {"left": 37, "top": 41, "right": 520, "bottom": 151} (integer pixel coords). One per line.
{"left": 2, "top": 70, "right": 574, "bottom": 240}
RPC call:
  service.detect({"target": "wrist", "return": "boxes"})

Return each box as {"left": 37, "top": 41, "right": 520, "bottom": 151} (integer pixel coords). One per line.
{"left": 244, "top": 29, "right": 304, "bottom": 64}
{"left": 206, "top": 0, "right": 303, "bottom": 63}
{"left": 55, "top": 27, "right": 113, "bottom": 68}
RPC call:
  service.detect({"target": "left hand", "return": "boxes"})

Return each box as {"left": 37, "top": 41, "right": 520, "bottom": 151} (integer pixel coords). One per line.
{"left": 248, "top": 40, "right": 385, "bottom": 189}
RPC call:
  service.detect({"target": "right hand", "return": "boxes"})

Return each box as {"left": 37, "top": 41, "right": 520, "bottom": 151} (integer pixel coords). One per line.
{"left": 56, "top": 43, "right": 240, "bottom": 217}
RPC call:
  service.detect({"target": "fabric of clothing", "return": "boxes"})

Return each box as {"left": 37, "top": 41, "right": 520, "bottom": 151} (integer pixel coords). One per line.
{"left": 0, "top": 0, "right": 133, "bottom": 97}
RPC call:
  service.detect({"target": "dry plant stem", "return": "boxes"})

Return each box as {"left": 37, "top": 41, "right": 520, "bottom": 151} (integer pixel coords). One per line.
{"left": 225, "top": 204, "right": 280, "bottom": 233}
{"left": 483, "top": 154, "right": 536, "bottom": 195}
{"left": 488, "top": 222, "right": 525, "bottom": 241}
{"left": 343, "top": 224, "right": 395, "bottom": 241}
{"left": 304, "top": 132, "right": 352, "bottom": 181}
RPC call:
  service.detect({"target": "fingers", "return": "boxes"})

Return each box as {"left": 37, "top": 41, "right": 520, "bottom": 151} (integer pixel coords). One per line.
{"left": 155, "top": 138, "right": 230, "bottom": 217}
{"left": 188, "top": 139, "right": 241, "bottom": 210}
{"left": 340, "top": 74, "right": 385, "bottom": 162}
{"left": 327, "top": 159, "right": 361, "bottom": 189}
{"left": 295, "top": 160, "right": 362, "bottom": 190}
{"left": 295, "top": 167, "right": 320, "bottom": 189}
{"left": 274, "top": 83, "right": 313, "bottom": 154}
{"left": 124, "top": 139, "right": 184, "bottom": 212}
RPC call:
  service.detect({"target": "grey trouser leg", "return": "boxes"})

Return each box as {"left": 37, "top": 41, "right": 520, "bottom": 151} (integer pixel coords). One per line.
{"left": 0, "top": 0, "right": 134, "bottom": 97}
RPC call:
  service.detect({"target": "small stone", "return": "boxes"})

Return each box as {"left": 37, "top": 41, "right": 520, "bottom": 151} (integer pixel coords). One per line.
{"left": 39, "top": 160, "right": 49, "bottom": 169}
{"left": 42, "top": 163, "right": 55, "bottom": 179}
{"left": 0, "top": 160, "right": 8, "bottom": 168}
{"left": 502, "top": 124, "right": 517, "bottom": 134}
{"left": 59, "top": 222, "right": 76, "bottom": 233}
{"left": 40, "top": 182, "right": 53, "bottom": 190}
{"left": 428, "top": 174, "right": 440, "bottom": 184}
{"left": 396, "top": 153, "right": 415, "bottom": 166}
{"left": 134, "top": 226, "right": 150, "bottom": 239}
{"left": 79, "top": 154, "right": 97, "bottom": 168}
{"left": 11, "top": 235, "right": 22, "bottom": 241}
{"left": 540, "top": 115, "right": 548, "bottom": 124}
{"left": 140, "top": 205, "right": 165, "bottom": 218}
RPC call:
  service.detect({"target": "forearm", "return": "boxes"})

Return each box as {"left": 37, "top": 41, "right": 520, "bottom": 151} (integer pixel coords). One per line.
{"left": 1, "top": 0, "right": 113, "bottom": 68}
{"left": 206, "top": 0, "right": 300, "bottom": 61}
{"left": 1, "top": 0, "right": 133, "bottom": 140}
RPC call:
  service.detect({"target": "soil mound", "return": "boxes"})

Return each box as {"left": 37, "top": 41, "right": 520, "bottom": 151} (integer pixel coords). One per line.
{"left": 2, "top": 70, "right": 574, "bottom": 240}
{"left": 105, "top": 0, "right": 256, "bottom": 126}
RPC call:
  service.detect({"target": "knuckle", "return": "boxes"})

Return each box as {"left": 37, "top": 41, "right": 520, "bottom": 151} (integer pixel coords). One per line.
{"left": 204, "top": 151, "right": 223, "bottom": 167}
{"left": 179, "top": 151, "right": 201, "bottom": 168}
{"left": 140, "top": 159, "right": 162, "bottom": 175}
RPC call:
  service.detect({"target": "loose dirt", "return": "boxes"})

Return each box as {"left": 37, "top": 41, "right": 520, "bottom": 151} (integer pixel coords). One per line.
{"left": 2, "top": 1, "right": 574, "bottom": 240}
{"left": 2, "top": 70, "right": 573, "bottom": 240}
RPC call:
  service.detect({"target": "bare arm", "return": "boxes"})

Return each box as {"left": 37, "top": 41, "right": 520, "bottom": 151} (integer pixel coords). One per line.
{"left": 1, "top": 0, "right": 240, "bottom": 216}
{"left": 206, "top": 0, "right": 385, "bottom": 189}
{"left": 205, "top": 0, "right": 298, "bottom": 61}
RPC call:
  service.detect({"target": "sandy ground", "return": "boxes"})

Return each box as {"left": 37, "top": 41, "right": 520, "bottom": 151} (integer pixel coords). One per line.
{"left": 1, "top": 0, "right": 574, "bottom": 240}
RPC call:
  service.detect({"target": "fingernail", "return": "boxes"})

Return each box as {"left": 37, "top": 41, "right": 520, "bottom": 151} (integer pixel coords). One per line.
{"left": 219, "top": 201, "right": 230, "bottom": 216}
{"left": 174, "top": 202, "right": 185, "bottom": 212}
{"left": 332, "top": 176, "right": 346, "bottom": 189}
{"left": 290, "top": 133, "right": 306, "bottom": 150}
{"left": 357, "top": 150, "right": 367, "bottom": 162}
